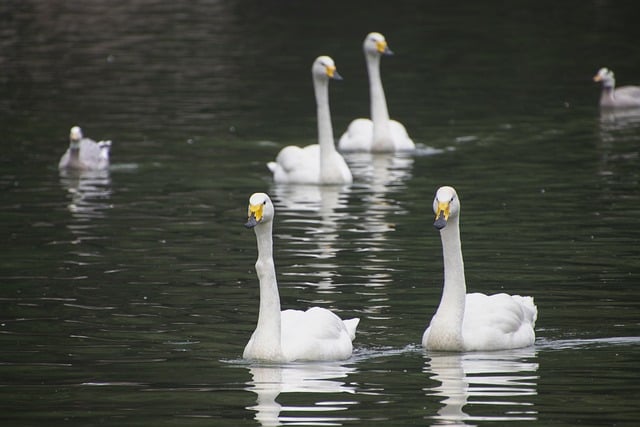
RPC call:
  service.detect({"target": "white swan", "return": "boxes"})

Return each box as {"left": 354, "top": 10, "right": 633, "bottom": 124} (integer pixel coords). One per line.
{"left": 243, "top": 192, "right": 359, "bottom": 361}
{"left": 593, "top": 67, "right": 640, "bottom": 109}
{"left": 268, "top": 56, "right": 352, "bottom": 184}
{"left": 338, "top": 32, "right": 415, "bottom": 153}
{"left": 59, "top": 126, "right": 111, "bottom": 171}
{"left": 422, "top": 186, "right": 537, "bottom": 351}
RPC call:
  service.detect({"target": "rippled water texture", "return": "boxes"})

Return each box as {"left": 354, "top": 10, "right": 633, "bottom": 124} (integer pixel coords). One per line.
{"left": 1, "top": 1, "right": 639, "bottom": 426}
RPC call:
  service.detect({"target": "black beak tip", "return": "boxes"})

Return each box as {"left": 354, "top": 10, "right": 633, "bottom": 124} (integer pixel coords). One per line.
{"left": 244, "top": 217, "right": 258, "bottom": 229}
{"left": 433, "top": 213, "right": 447, "bottom": 230}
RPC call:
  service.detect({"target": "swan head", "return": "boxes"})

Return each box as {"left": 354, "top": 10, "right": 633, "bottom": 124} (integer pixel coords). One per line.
{"left": 312, "top": 55, "right": 343, "bottom": 81}
{"left": 433, "top": 186, "right": 460, "bottom": 230}
{"left": 593, "top": 67, "right": 615, "bottom": 88}
{"left": 363, "top": 32, "right": 393, "bottom": 57}
{"left": 69, "top": 126, "right": 83, "bottom": 143}
{"left": 245, "top": 192, "right": 275, "bottom": 229}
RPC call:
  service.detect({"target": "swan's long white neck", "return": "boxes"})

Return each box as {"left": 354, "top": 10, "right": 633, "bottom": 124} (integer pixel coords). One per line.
{"left": 314, "top": 75, "right": 336, "bottom": 182}
{"left": 252, "top": 220, "right": 283, "bottom": 355}
{"left": 440, "top": 216, "right": 467, "bottom": 309}
{"left": 366, "top": 54, "right": 393, "bottom": 151}
{"left": 429, "top": 215, "right": 466, "bottom": 348}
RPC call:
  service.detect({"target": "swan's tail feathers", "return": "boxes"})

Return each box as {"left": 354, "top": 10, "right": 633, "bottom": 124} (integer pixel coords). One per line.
{"left": 267, "top": 161, "right": 277, "bottom": 173}
{"left": 98, "top": 140, "right": 112, "bottom": 162}
{"left": 514, "top": 295, "right": 538, "bottom": 327}
{"left": 343, "top": 318, "right": 360, "bottom": 341}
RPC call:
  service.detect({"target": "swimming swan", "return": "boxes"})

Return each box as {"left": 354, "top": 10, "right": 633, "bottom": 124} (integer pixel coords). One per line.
{"left": 243, "top": 192, "right": 359, "bottom": 361}
{"left": 422, "top": 186, "right": 537, "bottom": 351}
{"left": 59, "top": 126, "right": 111, "bottom": 171}
{"left": 593, "top": 67, "right": 640, "bottom": 109}
{"left": 268, "top": 56, "right": 352, "bottom": 184}
{"left": 338, "top": 32, "right": 415, "bottom": 153}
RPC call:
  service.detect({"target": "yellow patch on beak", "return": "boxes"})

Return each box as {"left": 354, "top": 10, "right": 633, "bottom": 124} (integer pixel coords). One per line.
{"left": 593, "top": 74, "right": 602, "bottom": 82}
{"left": 326, "top": 65, "right": 337, "bottom": 78}
{"left": 248, "top": 203, "right": 264, "bottom": 223}
{"left": 376, "top": 40, "right": 388, "bottom": 53}
{"left": 435, "top": 201, "right": 450, "bottom": 222}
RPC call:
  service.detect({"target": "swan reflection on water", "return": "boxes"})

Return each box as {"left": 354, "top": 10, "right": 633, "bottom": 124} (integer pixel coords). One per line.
{"left": 269, "top": 184, "right": 351, "bottom": 290}
{"left": 59, "top": 168, "right": 113, "bottom": 220}
{"left": 59, "top": 169, "right": 113, "bottom": 246}
{"left": 598, "top": 107, "right": 640, "bottom": 133}
{"left": 423, "top": 348, "right": 538, "bottom": 426}
{"left": 246, "top": 361, "right": 357, "bottom": 427}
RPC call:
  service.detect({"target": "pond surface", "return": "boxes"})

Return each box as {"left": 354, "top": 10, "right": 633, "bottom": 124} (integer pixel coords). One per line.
{"left": 1, "top": 1, "right": 639, "bottom": 426}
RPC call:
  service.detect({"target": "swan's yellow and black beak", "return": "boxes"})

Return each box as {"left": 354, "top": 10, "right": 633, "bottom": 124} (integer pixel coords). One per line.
{"left": 377, "top": 40, "right": 394, "bottom": 56}
{"left": 245, "top": 203, "right": 264, "bottom": 229}
{"left": 593, "top": 74, "right": 602, "bottom": 82}
{"left": 326, "top": 65, "right": 343, "bottom": 81}
{"left": 434, "top": 201, "right": 450, "bottom": 230}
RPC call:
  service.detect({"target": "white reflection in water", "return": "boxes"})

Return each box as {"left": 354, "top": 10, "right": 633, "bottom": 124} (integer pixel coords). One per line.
{"left": 59, "top": 169, "right": 113, "bottom": 246}
{"left": 423, "top": 348, "right": 538, "bottom": 426}
{"left": 345, "top": 152, "right": 414, "bottom": 193}
{"left": 246, "top": 361, "right": 357, "bottom": 426}
{"left": 59, "top": 168, "right": 113, "bottom": 220}
{"left": 596, "top": 109, "right": 640, "bottom": 181}
{"left": 271, "top": 183, "right": 349, "bottom": 258}
{"left": 270, "top": 184, "right": 350, "bottom": 290}
{"left": 344, "top": 152, "right": 413, "bottom": 249}
{"left": 598, "top": 108, "right": 640, "bottom": 134}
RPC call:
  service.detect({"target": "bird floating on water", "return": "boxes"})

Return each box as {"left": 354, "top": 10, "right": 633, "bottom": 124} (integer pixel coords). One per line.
{"left": 422, "top": 186, "right": 537, "bottom": 352}
{"left": 243, "top": 192, "right": 359, "bottom": 361}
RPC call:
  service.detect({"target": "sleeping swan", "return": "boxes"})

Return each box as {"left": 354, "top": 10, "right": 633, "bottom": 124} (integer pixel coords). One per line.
{"left": 338, "top": 32, "right": 415, "bottom": 153}
{"left": 59, "top": 126, "right": 112, "bottom": 171}
{"left": 268, "top": 56, "right": 352, "bottom": 184}
{"left": 243, "top": 192, "right": 359, "bottom": 361}
{"left": 422, "top": 186, "right": 537, "bottom": 351}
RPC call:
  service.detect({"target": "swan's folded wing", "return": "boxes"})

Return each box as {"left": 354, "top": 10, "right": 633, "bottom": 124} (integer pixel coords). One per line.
{"left": 338, "top": 118, "right": 373, "bottom": 152}
{"left": 78, "top": 138, "right": 109, "bottom": 169}
{"left": 269, "top": 145, "right": 321, "bottom": 183}
{"left": 280, "top": 307, "right": 355, "bottom": 361}
{"left": 389, "top": 120, "right": 415, "bottom": 151}
{"left": 462, "top": 292, "right": 536, "bottom": 350}
{"left": 616, "top": 85, "right": 640, "bottom": 100}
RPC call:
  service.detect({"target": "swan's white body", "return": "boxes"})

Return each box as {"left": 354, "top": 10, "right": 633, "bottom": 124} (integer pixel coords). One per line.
{"left": 268, "top": 56, "right": 352, "bottom": 185}
{"left": 594, "top": 67, "right": 640, "bottom": 109}
{"left": 243, "top": 193, "right": 359, "bottom": 362}
{"left": 422, "top": 186, "right": 537, "bottom": 352}
{"left": 338, "top": 32, "right": 415, "bottom": 153}
{"left": 59, "top": 126, "right": 111, "bottom": 171}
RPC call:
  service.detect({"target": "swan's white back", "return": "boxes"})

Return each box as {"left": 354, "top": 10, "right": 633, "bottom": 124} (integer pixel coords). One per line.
{"left": 422, "top": 186, "right": 537, "bottom": 352}
{"left": 338, "top": 32, "right": 415, "bottom": 153}
{"left": 243, "top": 192, "right": 358, "bottom": 362}
{"left": 280, "top": 308, "right": 359, "bottom": 361}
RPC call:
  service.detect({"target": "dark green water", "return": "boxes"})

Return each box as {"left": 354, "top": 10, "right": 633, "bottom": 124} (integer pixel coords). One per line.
{"left": 1, "top": 1, "right": 639, "bottom": 426}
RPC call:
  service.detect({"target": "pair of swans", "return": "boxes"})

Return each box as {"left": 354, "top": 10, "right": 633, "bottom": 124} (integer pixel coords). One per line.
{"left": 242, "top": 188, "right": 537, "bottom": 362}
{"left": 593, "top": 68, "right": 640, "bottom": 109}
{"left": 268, "top": 33, "right": 415, "bottom": 185}
{"left": 59, "top": 126, "right": 112, "bottom": 171}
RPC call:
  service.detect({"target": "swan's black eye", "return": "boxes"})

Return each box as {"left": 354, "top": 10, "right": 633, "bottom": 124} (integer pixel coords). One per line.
{"left": 263, "top": 201, "right": 266, "bottom": 205}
